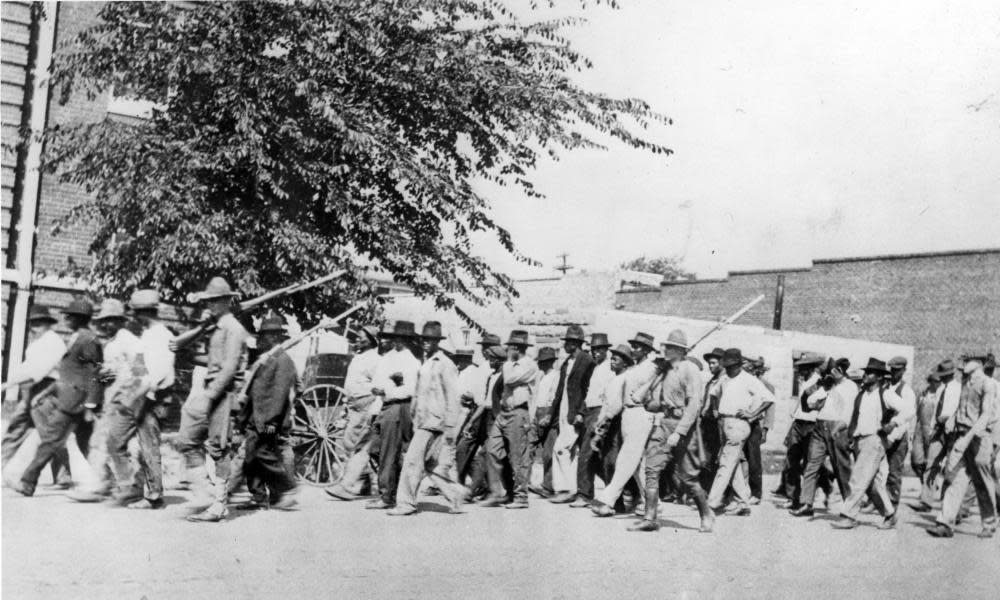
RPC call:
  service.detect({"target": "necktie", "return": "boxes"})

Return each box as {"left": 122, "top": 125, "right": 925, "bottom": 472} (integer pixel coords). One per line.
{"left": 933, "top": 385, "right": 946, "bottom": 421}
{"left": 551, "top": 357, "right": 571, "bottom": 423}
{"left": 847, "top": 388, "right": 864, "bottom": 438}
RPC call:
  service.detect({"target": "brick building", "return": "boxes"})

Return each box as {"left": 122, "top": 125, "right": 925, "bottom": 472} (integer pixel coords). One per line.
{"left": 615, "top": 249, "right": 1000, "bottom": 380}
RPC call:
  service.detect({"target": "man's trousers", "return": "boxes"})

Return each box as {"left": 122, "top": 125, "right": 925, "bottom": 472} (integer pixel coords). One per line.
{"left": 550, "top": 418, "right": 579, "bottom": 494}
{"left": 20, "top": 399, "right": 91, "bottom": 490}
{"left": 487, "top": 407, "right": 531, "bottom": 503}
{"left": 643, "top": 418, "right": 710, "bottom": 521}
{"left": 396, "top": 428, "right": 466, "bottom": 510}
{"left": 531, "top": 410, "right": 558, "bottom": 494}
{"left": 575, "top": 407, "right": 604, "bottom": 501}
{"left": 373, "top": 401, "right": 413, "bottom": 505}
{"left": 800, "top": 420, "right": 852, "bottom": 506}
{"left": 936, "top": 434, "right": 997, "bottom": 528}
{"left": 743, "top": 420, "right": 765, "bottom": 499}
{"left": 840, "top": 434, "right": 893, "bottom": 519}
{"left": 699, "top": 414, "right": 721, "bottom": 492}
{"left": 243, "top": 429, "right": 296, "bottom": 502}
{"left": 882, "top": 435, "right": 908, "bottom": 507}
{"left": 596, "top": 407, "right": 652, "bottom": 507}
{"left": 177, "top": 389, "right": 233, "bottom": 506}
{"left": 782, "top": 419, "right": 815, "bottom": 503}
{"left": 920, "top": 428, "right": 950, "bottom": 505}
{"left": 107, "top": 402, "right": 164, "bottom": 501}
{"left": 708, "top": 417, "right": 752, "bottom": 509}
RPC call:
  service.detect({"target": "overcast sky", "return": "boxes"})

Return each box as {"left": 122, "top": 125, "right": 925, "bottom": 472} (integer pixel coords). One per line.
{"left": 472, "top": 0, "right": 1000, "bottom": 279}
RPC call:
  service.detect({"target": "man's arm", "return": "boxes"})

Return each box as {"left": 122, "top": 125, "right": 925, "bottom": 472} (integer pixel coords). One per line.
{"left": 440, "top": 361, "right": 461, "bottom": 438}
{"left": 204, "top": 325, "right": 248, "bottom": 400}
{"left": 385, "top": 355, "right": 419, "bottom": 400}
{"left": 673, "top": 366, "right": 703, "bottom": 437}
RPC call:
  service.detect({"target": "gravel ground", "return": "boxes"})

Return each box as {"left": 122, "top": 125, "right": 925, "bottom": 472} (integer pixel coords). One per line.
{"left": 2, "top": 474, "right": 998, "bottom": 600}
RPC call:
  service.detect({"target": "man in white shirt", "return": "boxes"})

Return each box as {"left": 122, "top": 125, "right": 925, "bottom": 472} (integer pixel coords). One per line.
{"left": 548, "top": 325, "right": 595, "bottom": 504}
{"left": 592, "top": 332, "right": 658, "bottom": 517}
{"left": 365, "top": 320, "right": 421, "bottom": 510}
{"left": 482, "top": 330, "right": 537, "bottom": 509}
{"left": 571, "top": 333, "right": 615, "bottom": 508}
{"left": 780, "top": 353, "right": 831, "bottom": 509}
{"left": 528, "top": 347, "right": 559, "bottom": 498}
{"left": 832, "top": 358, "right": 897, "bottom": 530}
{"left": 389, "top": 322, "right": 469, "bottom": 516}
{"left": 915, "top": 359, "right": 962, "bottom": 509}
{"left": 707, "top": 348, "right": 775, "bottom": 516}
{"left": 880, "top": 356, "right": 916, "bottom": 506}
{"left": 791, "top": 358, "right": 856, "bottom": 516}
{"left": 2, "top": 305, "right": 66, "bottom": 465}
{"left": 589, "top": 344, "right": 635, "bottom": 502}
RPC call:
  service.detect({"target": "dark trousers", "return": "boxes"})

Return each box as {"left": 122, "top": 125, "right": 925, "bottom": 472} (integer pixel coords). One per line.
{"left": 457, "top": 409, "right": 494, "bottom": 495}
{"left": 374, "top": 401, "right": 413, "bottom": 505}
{"left": 743, "top": 421, "right": 764, "bottom": 499}
{"left": 244, "top": 429, "right": 296, "bottom": 502}
{"left": 882, "top": 435, "right": 908, "bottom": 507}
{"left": 644, "top": 420, "right": 710, "bottom": 521}
{"left": 533, "top": 418, "right": 558, "bottom": 493}
{"left": 20, "top": 400, "right": 91, "bottom": 489}
{"left": 487, "top": 407, "right": 530, "bottom": 503}
{"left": 575, "top": 407, "right": 603, "bottom": 500}
{"left": 783, "top": 420, "right": 832, "bottom": 503}
{"left": 800, "top": 420, "right": 852, "bottom": 505}
{"left": 106, "top": 402, "right": 164, "bottom": 500}
{"left": 699, "top": 415, "right": 721, "bottom": 492}
{"left": 2, "top": 399, "right": 35, "bottom": 464}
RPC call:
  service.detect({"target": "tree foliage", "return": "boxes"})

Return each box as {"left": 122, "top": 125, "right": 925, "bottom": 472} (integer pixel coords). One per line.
{"left": 620, "top": 255, "right": 693, "bottom": 282}
{"left": 44, "top": 0, "right": 671, "bottom": 324}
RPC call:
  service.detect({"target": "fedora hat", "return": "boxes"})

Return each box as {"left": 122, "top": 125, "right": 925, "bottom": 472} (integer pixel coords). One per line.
{"left": 258, "top": 316, "right": 287, "bottom": 334}
{"left": 478, "top": 333, "right": 502, "bottom": 347}
{"left": 610, "top": 344, "right": 635, "bottom": 366}
{"left": 484, "top": 345, "right": 508, "bottom": 361}
{"left": 129, "top": 289, "right": 160, "bottom": 311}
{"left": 793, "top": 353, "right": 824, "bottom": 368}
{"left": 888, "top": 356, "right": 907, "bottom": 369}
{"left": 506, "top": 330, "right": 532, "bottom": 347}
{"left": 536, "top": 347, "right": 558, "bottom": 363}
{"left": 721, "top": 348, "right": 743, "bottom": 367}
{"left": 455, "top": 348, "right": 475, "bottom": 358}
{"left": 359, "top": 325, "right": 380, "bottom": 345}
{"left": 93, "top": 299, "right": 127, "bottom": 321}
{"left": 383, "top": 320, "right": 416, "bottom": 338}
{"left": 628, "top": 332, "right": 655, "bottom": 350}
{"left": 926, "top": 372, "right": 941, "bottom": 383}
{"left": 26, "top": 305, "right": 57, "bottom": 324}
{"left": 847, "top": 368, "right": 864, "bottom": 382}
{"left": 702, "top": 347, "right": 725, "bottom": 362}
{"left": 862, "top": 357, "right": 890, "bottom": 375}
{"left": 420, "top": 321, "right": 445, "bottom": 340}
{"left": 562, "top": 325, "right": 586, "bottom": 343}
{"left": 62, "top": 298, "right": 94, "bottom": 317}
{"left": 190, "top": 277, "right": 236, "bottom": 303}
{"left": 589, "top": 333, "right": 611, "bottom": 349}
{"left": 935, "top": 359, "right": 956, "bottom": 376}
{"left": 662, "top": 329, "right": 688, "bottom": 350}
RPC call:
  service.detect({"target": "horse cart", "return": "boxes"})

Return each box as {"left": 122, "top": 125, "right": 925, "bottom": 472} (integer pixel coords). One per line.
{"left": 288, "top": 330, "right": 355, "bottom": 486}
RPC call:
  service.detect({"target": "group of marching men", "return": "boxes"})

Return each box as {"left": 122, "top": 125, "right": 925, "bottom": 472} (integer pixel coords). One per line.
{"left": 3, "top": 275, "right": 996, "bottom": 538}
{"left": 2, "top": 277, "right": 300, "bottom": 522}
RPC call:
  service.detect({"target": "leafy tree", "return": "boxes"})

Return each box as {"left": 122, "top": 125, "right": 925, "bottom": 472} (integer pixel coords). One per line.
{"left": 620, "top": 255, "right": 693, "bottom": 282}
{"left": 44, "top": 0, "right": 671, "bottom": 324}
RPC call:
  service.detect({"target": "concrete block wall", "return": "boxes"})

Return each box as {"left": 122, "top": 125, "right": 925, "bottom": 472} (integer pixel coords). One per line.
{"left": 616, "top": 250, "right": 1000, "bottom": 382}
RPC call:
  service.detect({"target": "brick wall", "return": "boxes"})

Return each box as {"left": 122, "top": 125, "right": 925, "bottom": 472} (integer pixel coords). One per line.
{"left": 616, "top": 249, "right": 1000, "bottom": 381}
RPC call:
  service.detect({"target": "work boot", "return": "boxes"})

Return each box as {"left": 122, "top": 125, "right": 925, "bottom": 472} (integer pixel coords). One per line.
{"left": 977, "top": 525, "right": 996, "bottom": 539}
{"left": 789, "top": 505, "right": 815, "bottom": 517}
{"left": 831, "top": 516, "right": 859, "bottom": 530}
{"left": 10, "top": 480, "right": 34, "bottom": 497}
{"left": 478, "top": 496, "right": 508, "bottom": 508}
{"left": 325, "top": 484, "right": 359, "bottom": 501}
{"left": 127, "top": 498, "right": 165, "bottom": 510}
{"left": 569, "top": 496, "right": 591, "bottom": 508}
{"left": 504, "top": 499, "right": 529, "bottom": 509}
{"left": 878, "top": 511, "right": 898, "bottom": 530}
{"left": 909, "top": 501, "right": 934, "bottom": 513}
{"left": 926, "top": 523, "right": 954, "bottom": 538}
{"left": 112, "top": 485, "right": 144, "bottom": 506}
{"left": 749, "top": 496, "right": 761, "bottom": 506}
{"left": 591, "top": 501, "right": 615, "bottom": 517}
{"left": 726, "top": 503, "right": 750, "bottom": 516}
{"left": 699, "top": 513, "right": 715, "bottom": 533}
{"left": 271, "top": 494, "right": 298, "bottom": 511}
{"left": 548, "top": 491, "right": 575, "bottom": 504}
{"left": 387, "top": 505, "right": 418, "bottom": 516}
{"left": 628, "top": 520, "right": 660, "bottom": 532}
{"left": 365, "top": 498, "right": 393, "bottom": 510}
{"left": 68, "top": 489, "right": 107, "bottom": 503}
{"left": 529, "top": 485, "right": 553, "bottom": 498}
{"left": 186, "top": 503, "right": 229, "bottom": 523}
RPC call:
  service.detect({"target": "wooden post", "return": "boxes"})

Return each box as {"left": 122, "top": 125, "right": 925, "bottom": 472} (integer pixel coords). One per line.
{"left": 772, "top": 274, "right": 785, "bottom": 330}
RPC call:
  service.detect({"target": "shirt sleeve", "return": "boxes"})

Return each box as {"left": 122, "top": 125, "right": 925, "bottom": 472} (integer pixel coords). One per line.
{"left": 385, "top": 353, "right": 419, "bottom": 400}
{"left": 674, "top": 365, "right": 702, "bottom": 437}
{"left": 504, "top": 359, "right": 538, "bottom": 387}
{"left": 205, "top": 321, "right": 248, "bottom": 400}
{"left": 599, "top": 376, "right": 626, "bottom": 422}
{"left": 7, "top": 334, "right": 64, "bottom": 385}
{"left": 140, "top": 329, "right": 176, "bottom": 395}
{"left": 440, "top": 359, "right": 461, "bottom": 431}
{"left": 750, "top": 375, "right": 776, "bottom": 412}
{"left": 889, "top": 386, "right": 917, "bottom": 431}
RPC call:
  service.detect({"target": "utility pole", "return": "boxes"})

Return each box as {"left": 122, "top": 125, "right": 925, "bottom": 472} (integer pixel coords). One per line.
{"left": 772, "top": 274, "right": 785, "bottom": 330}
{"left": 555, "top": 253, "right": 574, "bottom": 275}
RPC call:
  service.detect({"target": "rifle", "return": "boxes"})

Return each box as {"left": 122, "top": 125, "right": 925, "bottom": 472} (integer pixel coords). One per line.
{"left": 687, "top": 294, "right": 766, "bottom": 351}
{"left": 170, "top": 270, "right": 346, "bottom": 352}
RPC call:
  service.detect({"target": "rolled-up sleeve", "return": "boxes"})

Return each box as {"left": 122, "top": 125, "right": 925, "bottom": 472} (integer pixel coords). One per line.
{"left": 141, "top": 326, "right": 176, "bottom": 395}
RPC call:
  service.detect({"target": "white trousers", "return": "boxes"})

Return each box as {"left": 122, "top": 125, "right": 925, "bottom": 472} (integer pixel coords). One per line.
{"left": 596, "top": 407, "right": 652, "bottom": 506}
{"left": 551, "top": 424, "right": 579, "bottom": 493}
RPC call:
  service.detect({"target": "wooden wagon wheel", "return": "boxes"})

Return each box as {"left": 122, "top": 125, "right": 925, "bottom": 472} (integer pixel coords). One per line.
{"left": 290, "top": 383, "right": 349, "bottom": 486}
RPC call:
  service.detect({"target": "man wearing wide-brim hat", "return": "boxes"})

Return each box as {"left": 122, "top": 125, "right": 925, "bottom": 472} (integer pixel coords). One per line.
{"left": 528, "top": 346, "right": 560, "bottom": 498}
{"left": 547, "top": 325, "right": 595, "bottom": 505}
{"left": 879, "top": 356, "right": 917, "bottom": 507}
{"left": 180, "top": 277, "right": 250, "bottom": 522}
{"left": 15, "top": 299, "right": 103, "bottom": 497}
{"left": 698, "top": 347, "right": 726, "bottom": 493}
{"left": 326, "top": 324, "right": 384, "bottom": 502}
{"left": 831, "top": 358, "right": 898, "bottom": 530}
{"left": 926, "top": 354, "right": 998, "bottom": 539}
{"left": 365, "top": 320, "right": 421, "bottom": 510}
{"left": 779, "top": 352, "right": 831, "bottom": 509}
{"left": 568, "top": 332, "right": 617, "bottom": 508}
{"left": 1, "top": 305, "right": 66, "bottom": 467}
{"left": 591, "top": 332, "right": 658, "bottom": 516}
{"left": 910, "top": 371, "right": 942, "bottom": 484}
{"left": 914, "top": 359, "right": 962, "bottom": 510}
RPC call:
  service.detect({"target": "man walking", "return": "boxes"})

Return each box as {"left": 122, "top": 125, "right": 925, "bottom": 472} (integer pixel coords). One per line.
{"left": 15, "top": 299, "right": 103, "bottom": 497}
{"left": 926, "top": 354, "right": 997, "bottom": 538}
{"left": 707, "top": 348, "right": 774, "bottom": 518}
{"left": 2, "top": 306, "right": 65, "bottom": 467}
{"left": 880, "top": 356, "right": 916, "bottom": 506}
{"left": 632, "top": 330, "right": 714, "bottom": 533}
{"left": 365, "top": 320, "right": 420, "bottom": 510}
{"left": 699, "top": 347, "right": 726, "bottom": 492}
{"left": 831, "top": 358, "right": 898, "bottom": 530}
{"left": 529, "top": 346, "right": 559, "bottom": 498}
{"left": 180, "top": 277, "right": 249, "bottom": 522}
{"left": 569, "top": 333, "right": 614, "bottom": 508}
{"left": 746, "top": 356, "right": 775, "bottom": 504}
{"left": 781, "top": 354, "right": 831, "bottom": 509}
{"left": 548, "top": 325, "right": 595, "bottom": 504}
{"left": 389, "top": 322, "right": 469, "bottom": 515}
{"left": 911, "top": 372, "right": 941, "bottom": 482}
{"left": 915, "top": 359, "right": 962, "bottom": 510}
{"left": 235, "top": 317, "right": 298, "bottom": 510}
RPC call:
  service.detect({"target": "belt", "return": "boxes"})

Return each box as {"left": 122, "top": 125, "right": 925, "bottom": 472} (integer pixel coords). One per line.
{"left": 662, "top": 406, "right": 685, "bottom": 420}
{"left": 502, "top": 403, "right": 528, "bottom": 412}
{"left": 719, "top": 414, "right": 748, "bottom": 421}
{"left": 382, "top": 398, "right": 412, "bottom": 406}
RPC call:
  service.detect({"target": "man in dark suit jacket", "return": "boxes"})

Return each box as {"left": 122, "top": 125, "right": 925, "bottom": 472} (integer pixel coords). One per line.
{"left": 16, "top": 299, "right": 104, "bottom": 496}
{"left": 549, "top": 325, "right": 595, "bottom": 504}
